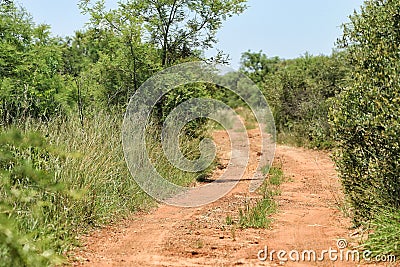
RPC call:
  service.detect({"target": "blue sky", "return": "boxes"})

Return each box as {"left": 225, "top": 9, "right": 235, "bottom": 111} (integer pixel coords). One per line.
{"left": 17, "top": 0, "right": 363, "bottom": 68}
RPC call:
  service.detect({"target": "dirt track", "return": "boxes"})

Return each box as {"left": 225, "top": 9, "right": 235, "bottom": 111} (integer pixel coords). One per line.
{"left": 71, "top": 129, "right": 383, "bottom": 267}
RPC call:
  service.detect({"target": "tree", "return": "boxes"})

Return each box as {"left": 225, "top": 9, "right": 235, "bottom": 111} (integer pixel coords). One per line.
{"left": 332, "top": 0, "right": 400, "bottom": 224}
{"left": 0, "top": 3, "right": 67, "bottom": 124}
{"left": 80, "top": 0, "right": 247, "bottom": 67}
{"left": 240, "top": 50, "right": 280, "bottom": 84}
{"left": 78, "top": 0, "right": 247, "bottom": 116}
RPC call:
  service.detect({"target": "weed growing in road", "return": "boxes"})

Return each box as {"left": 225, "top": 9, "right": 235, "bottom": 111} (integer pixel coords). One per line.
{"left": 225, "top": 215, "right": 233, "bottom": 225}
{"left": 237, "top": 166, "right": 284, "bottom": 229}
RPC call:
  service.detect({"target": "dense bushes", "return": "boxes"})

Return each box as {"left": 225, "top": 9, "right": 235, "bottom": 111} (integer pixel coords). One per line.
{"left": 0, "top": 3, "right": 71, "bottom": 124}
{"left": 2, "top": 0, "right": 400, "bottom": 263}
{"left": 241, "top": 2, "right": 400, "bottom": 254}
{"left": 332, "top": 0, "right": 400, "bottom": 224}
{"left": 331, "top": 0, "right": 400, "bottom": 256}
{"left": 0, "top": 1, "right": 248, "bottom": 264}
{"left": 240, "top": 51, "right": 349, "bottom": 148}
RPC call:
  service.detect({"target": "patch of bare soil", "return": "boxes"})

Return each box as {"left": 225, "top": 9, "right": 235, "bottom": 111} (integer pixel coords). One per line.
{"left": 70, "top": 128, "right": 385, "bottom": 267}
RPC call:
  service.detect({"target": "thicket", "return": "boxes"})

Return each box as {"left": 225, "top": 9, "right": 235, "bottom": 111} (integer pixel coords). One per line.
{"left": 240, "top": 51, "right": 349, "bottom": 148}
{"left": 2, "top": 0, "right": 399, "bottom": 263}
{"left": 331, "top": 0, "right": 400, "bottom": 256}
{"left": 240, "top": 0, "right": 400, "bottom": 256}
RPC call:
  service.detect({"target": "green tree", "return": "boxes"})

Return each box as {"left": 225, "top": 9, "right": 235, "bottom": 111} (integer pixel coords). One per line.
{"left": 78, "top": 0, "right": 247, "bottom": 116}
{"left": 62, "top": 3, "right": 161, "bottom": 111}
{"left": 125, "top": 0, "right": 246, "bottom": 66}
{"left": 80, "top": 0, "right": 247, "bottom": 67}
{"left": 0, "top": 3, "right": 67, "bottom": 124}
{"left": 240, "top": 50, "right": 280, "bottom": 84}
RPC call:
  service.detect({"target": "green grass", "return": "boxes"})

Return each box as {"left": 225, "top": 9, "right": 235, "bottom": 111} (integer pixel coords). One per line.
{"left": 234, "top": 166, "right": 284, "bottom": 229}
{"left": 277, "top": 126, "right": 333, "bottom": 150}
{"left": 225, "top": 215, "right": 233, "bottom": 225}
{"left": 0, "top": 111, "right": 210, "bottom": 266}
{"left": 146, "top": 122, "right": 215, "bottom": 186}
{"left": 362, "top": 209, "right": 400, "bottom": 260}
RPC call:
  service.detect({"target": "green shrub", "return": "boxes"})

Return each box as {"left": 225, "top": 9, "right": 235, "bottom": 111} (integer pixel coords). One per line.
{"left": 0, "top": 129, "right": 65, "bottom": 266}
{"left": 331, "top": 0, "right": 400, "bottom": 225}
{"left": 0, "top": 3, "right": 69, "bottom": 125}
{"left": 241, "top": 51, "right": 348, "bottom": 149}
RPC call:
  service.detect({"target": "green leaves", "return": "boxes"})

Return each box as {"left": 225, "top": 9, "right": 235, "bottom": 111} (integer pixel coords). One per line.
{"left": 0, "top": 129, "right": 67, "bottom": 266}
{"left": 332, "top": 0, "right": 400, "bottom": 226}
{"left": 241, "top": 51, "right": 349, "bottom": 148}
{"left": 0, "top": 3, "right": 66, "bottom": 124}
{"left": 107, "top": 0, "right": 247, "bottom": 66}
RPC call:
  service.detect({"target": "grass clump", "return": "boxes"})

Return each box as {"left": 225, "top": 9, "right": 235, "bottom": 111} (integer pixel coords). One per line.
{"left": 237, "top": 166, "right": 284, "bottom": 229}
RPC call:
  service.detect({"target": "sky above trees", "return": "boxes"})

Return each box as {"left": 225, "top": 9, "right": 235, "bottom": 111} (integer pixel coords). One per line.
{"left": 17, "top": 0, "right": 363, "bottom": 68}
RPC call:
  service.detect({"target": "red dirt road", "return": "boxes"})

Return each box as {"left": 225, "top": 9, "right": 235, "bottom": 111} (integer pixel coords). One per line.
{"left": 71, "top": 129, "right": 387, "bottom": 267}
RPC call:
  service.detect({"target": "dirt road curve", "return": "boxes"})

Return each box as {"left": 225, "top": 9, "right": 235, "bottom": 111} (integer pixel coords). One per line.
{"left": 71, "top": 129, "right": 382, "bottom": 267}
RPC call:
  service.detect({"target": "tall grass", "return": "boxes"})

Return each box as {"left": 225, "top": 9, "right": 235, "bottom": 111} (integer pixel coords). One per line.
{"left": 362, "top": 208, "right": 400, "bottom": 259}
{"left": 0, "top": 111, "right": 209, "bottom": 265}
{"left": 34, "top": 112, "right": 153, "bottom": 227}
{"left": 145, "top": 119, "right": 214, "bottom": 187}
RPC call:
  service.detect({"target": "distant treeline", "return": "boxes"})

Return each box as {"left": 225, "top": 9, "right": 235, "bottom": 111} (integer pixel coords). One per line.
{"left": 240, "top": 51, "right": 349, "bottom": 148}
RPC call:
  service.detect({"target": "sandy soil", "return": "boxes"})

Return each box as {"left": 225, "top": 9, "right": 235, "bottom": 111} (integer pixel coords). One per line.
{"left": 70, "top": 128, "right": 390, "bottom": 267}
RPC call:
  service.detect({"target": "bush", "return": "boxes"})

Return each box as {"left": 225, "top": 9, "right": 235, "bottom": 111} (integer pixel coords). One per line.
{"left": 331, "top": 0, "right": 400, "bottom": 226}
{"left": 0, "top": 129, "right": 65, "bottom": 266}
{"left": 240, "top": 51, "right": 348, "bottom": 149}
{"left": 0, "top": 3, "right": 69, "bottom": 125}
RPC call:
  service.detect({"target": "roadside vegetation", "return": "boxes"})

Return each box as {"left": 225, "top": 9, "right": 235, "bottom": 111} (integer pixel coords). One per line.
{"left": 240, "top": 51, "right": 349, "bottom": 149}
{"left": 1, "top": 0, "right": 399, "bottom": 265}
{"left": 332, "top": 0, "right": 400, "bottom": 257}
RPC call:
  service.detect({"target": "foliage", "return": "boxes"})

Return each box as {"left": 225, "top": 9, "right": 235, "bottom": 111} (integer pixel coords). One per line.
{"left": 75, "top": 0, "right": 247, "bottom": 120}
{"left": 362, "top": 208, "right": 400, "bottom": 258}
{"left": 80, "top": 0, "right": 247, "bottom": 67}
{"left": 0, "top": 0, "right": 253, "bottom": 265}
{"left": 0, "top": 3, "right": 68, "bottom": 125}
{"left": 0, "top": 111, "right": 211, "bottom": 265}
{"left": 70, "top": 3, "right": 160, "bottom": 109}
{"left": 0, "top": 129, "right": 65, "bottom": 266}
{"left": 331, "top": 0, "right": 400, "bottom": 226}
{"left": 241, "top": 51, "right": 349, "bottom": 148}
